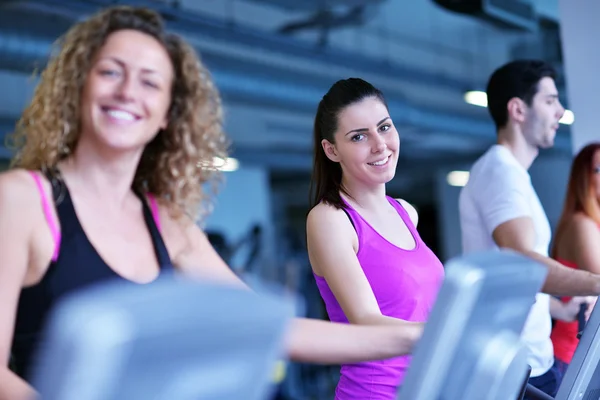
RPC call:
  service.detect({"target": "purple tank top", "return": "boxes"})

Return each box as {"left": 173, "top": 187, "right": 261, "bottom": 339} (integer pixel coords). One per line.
{"left": 313, "top": 197, "right": 444, "bottom": 399}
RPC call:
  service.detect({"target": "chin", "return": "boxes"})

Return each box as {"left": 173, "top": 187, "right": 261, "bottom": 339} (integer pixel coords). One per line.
{"left": 93, "top": 137, "right": 147, "bottom": 154}
{"left": 535, "top": 135, "right": 555, "bottom": 150}
{"left": 377, "top": 172, "right": 396, "bottom": 185}
{"left": 98, "top": 130, "right": 155, "bottom": 151}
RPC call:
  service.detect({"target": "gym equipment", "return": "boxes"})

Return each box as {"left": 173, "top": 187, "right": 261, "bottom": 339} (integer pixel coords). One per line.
{"left": 555, "top": 298, "right": 600, "bottom": 399}
{"left": 398, "top": 250, "right": 548, "bottom": 400}
{"left": 206, "top": 224, "right": 263, "bottom": 274}
{"left": 520, "top": 300, "right": 593, "bottom": 400}
{"left": 29, "top": 272, "right": 295, "bottom": 400}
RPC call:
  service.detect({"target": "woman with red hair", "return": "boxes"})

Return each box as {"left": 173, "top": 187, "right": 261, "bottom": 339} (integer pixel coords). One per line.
{"left": 550, "top": 142, "right": 600, "bottom": 370}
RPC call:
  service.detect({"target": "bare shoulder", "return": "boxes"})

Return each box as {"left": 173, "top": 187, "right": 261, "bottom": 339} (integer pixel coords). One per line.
{"left": 0, "top": 168, "right": 46, "bottom": 282}
{"left": 571, "top": 212, "right": 597, "bottom": 226}
{"left": 0, "top": 168, "right": 42, "bottom": 214}
{"left": 396, "top": 198, "right": 418, "bottom": 227}
{"left": 306, "top": 202, "right": 357, "bottom": 256}
{"left": 306, "top": 203, "right": 358, "bottom": 275}
{"left": 568, "top": 212, "right": 600, "bottom": 236}
{"left": 307, "top": 202, "right": 353, "bottom": 233}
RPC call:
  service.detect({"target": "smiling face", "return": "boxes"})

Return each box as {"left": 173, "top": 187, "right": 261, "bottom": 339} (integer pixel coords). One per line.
{"left": 79, "top": 29, "right": 174, "bottom": 154}
{"left": 321, "top": 96, "right": 399, "bottom": 187}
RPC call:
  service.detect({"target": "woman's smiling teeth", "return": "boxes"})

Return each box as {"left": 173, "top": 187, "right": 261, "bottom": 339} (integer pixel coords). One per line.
{"left": 368, "top": 155, "right": 390, "bottom": 166}
{"left": 103, "top": 107, "right": 138, "bottom": 122}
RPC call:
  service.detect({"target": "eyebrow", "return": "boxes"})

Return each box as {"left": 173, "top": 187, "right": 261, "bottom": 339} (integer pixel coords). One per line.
{"left": 545, "top": 94, "right": 559, "bottom": 99}
{"left": 345, "top": 116, "right": 390, "bottom": 136}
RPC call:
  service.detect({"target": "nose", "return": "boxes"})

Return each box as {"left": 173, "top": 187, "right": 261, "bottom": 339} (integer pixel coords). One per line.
{"left": 557, "top": 101, "right": 566, "bottom": 119}
{"left": 371, "top": 132, "right": 387, "bottom": 153}
{"left": 115, "top": 74, "right": 136, "bottom": 102}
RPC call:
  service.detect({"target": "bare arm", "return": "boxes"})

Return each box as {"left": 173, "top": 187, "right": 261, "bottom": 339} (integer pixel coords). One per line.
{"left": 171, "top": 216, "right": 422, "bottom": 363}
{"left": 0, "top": 369, "right": 35, "bottom": 400}
{"left": 0, "top": 172, "right": 39, "bottom": 400}
{"left": 306, "top": 204, "right": 417, "bottom": 328}
{"left": 493, "top": 217, "right": 600, "bottom": 296}
{"left": 286, "top": 317, "right": 421, "bottom": 364}
{"left": 174, "top": 221, "right": 248, "bottom": 290}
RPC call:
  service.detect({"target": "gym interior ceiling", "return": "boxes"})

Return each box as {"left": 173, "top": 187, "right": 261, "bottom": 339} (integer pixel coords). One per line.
{"left": 0, "top": 0, "right": 569, "bottom": 201}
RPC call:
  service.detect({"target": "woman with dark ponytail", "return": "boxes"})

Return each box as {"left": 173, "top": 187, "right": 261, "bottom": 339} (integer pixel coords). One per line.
{"left": 0, "top": 8, "right": 433, "bottom": 397}
{"left": 307, "top": 78, "right": 445, "bottom": 399}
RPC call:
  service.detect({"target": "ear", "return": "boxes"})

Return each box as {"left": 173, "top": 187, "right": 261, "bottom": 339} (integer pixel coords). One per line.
{"left": 507, "top": 97, "right": 527, "bottom": 124}
{"left": 321, "top": 139, "right": 341, "bottom": 162}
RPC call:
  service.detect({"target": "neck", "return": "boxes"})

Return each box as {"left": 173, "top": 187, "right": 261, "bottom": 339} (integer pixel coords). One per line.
{"left": 496, "top": 125, "right": 539, "bottom": 170}
{"left": 60, "top": 137, "right": 144, "bottom": 208}
{"left": 341, "top": 176, "right": 388, "bottom": 210}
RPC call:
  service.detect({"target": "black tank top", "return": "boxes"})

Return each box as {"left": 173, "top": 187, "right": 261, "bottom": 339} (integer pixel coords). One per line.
{"left": 11, "top": 172, "right": 173, "bottom": 380}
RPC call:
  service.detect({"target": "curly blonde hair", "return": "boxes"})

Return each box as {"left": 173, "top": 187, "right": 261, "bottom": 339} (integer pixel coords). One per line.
{"left": 8, "top": 6, "right": 228, "bottom": 221}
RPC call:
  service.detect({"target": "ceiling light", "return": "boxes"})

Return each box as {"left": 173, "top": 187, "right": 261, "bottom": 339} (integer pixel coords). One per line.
{"left": 463, "top": 90, "right": 488, "bottom": 107}
{"left": 447, "top": 170, "right": 470, "bottom": 187}
{"left": 197, "top": 157, "right": 239, "bottom": 172}
{"left": 464, "top": 90, "right": 575, "bottom": 126}
{"left": 213, "top": 157, "right": 239, "bottom": 172}
{"left": 559, "top": 109, "right": 575, "bottom": 125}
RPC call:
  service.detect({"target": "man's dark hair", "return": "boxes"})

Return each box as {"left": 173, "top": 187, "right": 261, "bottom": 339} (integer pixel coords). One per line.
{"left": 486, "top": 60, "right": 556, "bottom": 130}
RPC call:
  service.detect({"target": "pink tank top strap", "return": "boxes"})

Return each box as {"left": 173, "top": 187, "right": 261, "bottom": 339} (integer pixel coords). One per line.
{"left": 29, "top": 171, "right": 61, "bottom": 262}
{"left": 387, "top": 197, "right": 417, "bottom": 232}
{"left": 147, "top": 193, "right": 162, "bottom": 232}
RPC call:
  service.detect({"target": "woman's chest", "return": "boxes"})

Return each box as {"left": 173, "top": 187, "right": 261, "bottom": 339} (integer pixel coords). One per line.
{"left": 358, "top": 244, "right": 444, "bottom": 316}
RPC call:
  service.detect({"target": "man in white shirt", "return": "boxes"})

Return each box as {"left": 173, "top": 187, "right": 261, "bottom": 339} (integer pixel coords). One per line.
{"left": 459, "top": 60, "right": 598, "bottom": 397}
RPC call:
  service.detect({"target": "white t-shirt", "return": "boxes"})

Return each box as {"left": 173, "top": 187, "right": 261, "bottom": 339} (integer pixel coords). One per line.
{"left": 459, "top": 144, "right": 554, "bottom": 377}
